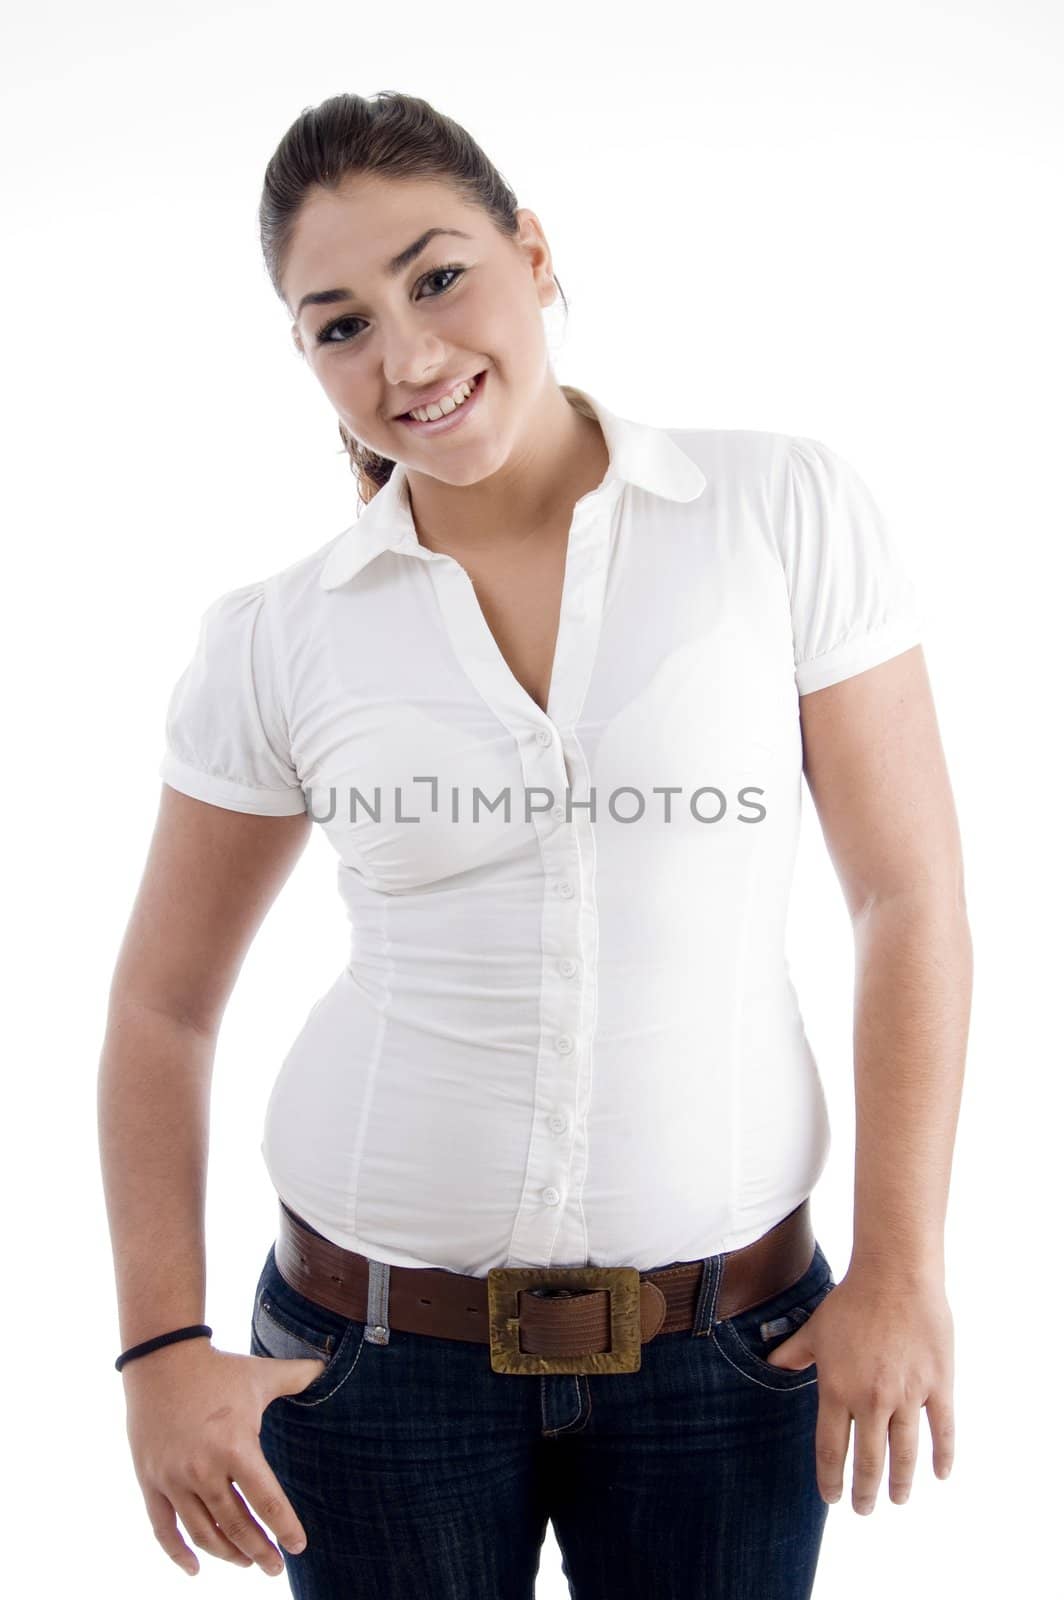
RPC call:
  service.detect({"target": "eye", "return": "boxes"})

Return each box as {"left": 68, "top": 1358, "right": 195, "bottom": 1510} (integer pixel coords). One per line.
{"left": 314, "top": 264, "right": 466, "bottom": 346}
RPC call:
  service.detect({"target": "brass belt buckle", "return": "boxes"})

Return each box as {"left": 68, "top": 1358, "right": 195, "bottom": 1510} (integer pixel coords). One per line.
{"left": 486, "top": 1265, "right": 643, "bottom": 1374}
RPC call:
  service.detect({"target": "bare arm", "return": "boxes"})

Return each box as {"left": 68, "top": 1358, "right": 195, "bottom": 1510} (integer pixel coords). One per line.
{"left": 775, "top": 644, "right": 968, "bottom": 1516}
{"left": 99, "top": 785, "right": 338, "bottom": 1578}
{"left": 97, "top": 784, "right": 311, "bottom": 1356}
{"left": 797, "top": 643, "right": 972, "bottom": 1278}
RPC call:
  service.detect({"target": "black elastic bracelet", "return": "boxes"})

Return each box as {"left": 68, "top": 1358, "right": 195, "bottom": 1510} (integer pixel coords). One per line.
{"left": 115, "top": 1324, "right": 213, "bottom": 1372}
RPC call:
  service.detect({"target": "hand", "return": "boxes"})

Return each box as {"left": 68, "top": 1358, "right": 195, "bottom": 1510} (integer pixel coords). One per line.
{"left": 762, "top": 1265, "right": 955, "bottom": 1514}
{"left": 122, "top": 1339, "right": 327, "bottom": 1576}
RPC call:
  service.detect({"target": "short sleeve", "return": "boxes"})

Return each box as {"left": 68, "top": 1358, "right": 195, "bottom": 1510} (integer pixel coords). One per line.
{"left": 159, "top": 581, "right": 307, "bottom": 815}
{"left": 779, "top": 435, "right": 923, "bottom": 695}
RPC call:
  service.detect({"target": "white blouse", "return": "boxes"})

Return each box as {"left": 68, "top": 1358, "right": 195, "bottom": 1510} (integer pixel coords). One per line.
{"left": 159, "top": 385, "right": 923, "bottom": 1277}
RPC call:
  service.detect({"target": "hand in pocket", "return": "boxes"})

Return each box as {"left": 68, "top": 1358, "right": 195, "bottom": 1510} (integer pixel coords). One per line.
{"left": 123, "top": 1341, "right": 325, "bottom": 1578}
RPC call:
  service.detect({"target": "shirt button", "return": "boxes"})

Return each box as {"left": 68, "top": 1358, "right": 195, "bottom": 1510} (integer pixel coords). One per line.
{"left": 543, "top": 1188, "right": 561, "bottom": 1205}
{"left": 556, "top": 1035, "right": 574, "bottom": 1054}
{"left": 536, "top": 728, "right": 553, "bottom": 746}
{"left": 551, "top": 804, "right": 566, "bottom": 821}
{"left": 548, "top": 1114, "right": 567, "bottom": 1133}
{"left": 556, "top": 881, "right": 575, "bottom": 898}
{"left": 558, "top": 957, "right": 577, "bottom": 977}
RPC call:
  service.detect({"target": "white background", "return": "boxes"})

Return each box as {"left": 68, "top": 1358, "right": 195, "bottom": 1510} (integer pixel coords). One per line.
{"left": 3, "top": 0, "right": 1060, "bottom": 1591}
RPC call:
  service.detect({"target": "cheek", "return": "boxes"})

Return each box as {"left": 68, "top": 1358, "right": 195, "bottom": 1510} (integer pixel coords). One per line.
{"left": 465, "top": 283, "right": 541, "bottom": 356}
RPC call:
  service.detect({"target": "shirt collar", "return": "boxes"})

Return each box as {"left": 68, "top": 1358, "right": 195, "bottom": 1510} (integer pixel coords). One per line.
{"left": 318, "top": 384, "right": 708, "bottom": 591}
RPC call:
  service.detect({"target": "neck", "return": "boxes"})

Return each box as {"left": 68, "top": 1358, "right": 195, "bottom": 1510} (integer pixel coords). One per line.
{"left": 403, "top": 381, "right": 609, "bottom": 561}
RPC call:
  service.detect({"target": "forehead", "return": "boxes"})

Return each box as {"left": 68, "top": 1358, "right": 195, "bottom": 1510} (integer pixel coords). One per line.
{"left": 284, "top": 175, "right": 483, "bottom": 305}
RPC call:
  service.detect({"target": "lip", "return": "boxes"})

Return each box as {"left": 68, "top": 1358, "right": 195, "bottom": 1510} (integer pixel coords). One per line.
{"left": 395, "top": 369, "right": 488, "bottom": 435}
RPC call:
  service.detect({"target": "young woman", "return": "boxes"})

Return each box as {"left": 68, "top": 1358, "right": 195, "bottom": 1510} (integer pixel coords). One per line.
{"left": 100, "top": 90, "right": 969, "bottom": 1600}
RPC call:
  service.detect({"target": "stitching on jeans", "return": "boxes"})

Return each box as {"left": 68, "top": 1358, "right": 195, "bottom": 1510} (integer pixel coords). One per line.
{"left": 256, "top": 1295, "right": 333, "bottom": 1359}
{"left": 712, "top": 1326, "right": 819, "bottom": 1392}
{"left": 287, "top": 1327, "right": 368, "bottom": 1407}
{"left": 689, "top": 1257, "right": 713, "bottom": 1338}
{"left": 252, "top": 1294, "right": 368, "bottom": 1408}
{"left": 709, "top": 1275, "right": 833, "bottom": 1389}
{"left": 540, "top": 1373, "right": 587, "bottom": 1436}
{"left": 540, "top": 1374, "right": 581, "bottom": 1434}
{"left": 707, "top": 1252, "right": 722, "bottom": 1329}
{"left": 575, "top": 1373, "right": 593, "bottom": 1435}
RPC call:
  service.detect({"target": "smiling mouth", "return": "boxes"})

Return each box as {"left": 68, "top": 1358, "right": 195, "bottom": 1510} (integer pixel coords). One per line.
{"left": 397, "top": 368, "right": 486, "bottom": 420}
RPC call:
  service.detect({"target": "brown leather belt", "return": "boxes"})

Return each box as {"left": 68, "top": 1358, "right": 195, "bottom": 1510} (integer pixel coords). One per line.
{"left": 275, "top": 1196, "right": 815, "bottom": 1376}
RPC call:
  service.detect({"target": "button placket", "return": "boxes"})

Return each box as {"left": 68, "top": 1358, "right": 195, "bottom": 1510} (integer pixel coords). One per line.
{"left": 542, "top": 710, "right": 602, "bottom": 1266}
{"left": 523, "top": 726, "right": 585, "bottom": 1245}
{"left": 456, "top": 484, "right": 618, "bottom": 1268}
{"left": 516, "top": 769, "right": 600, "bottom": 1264}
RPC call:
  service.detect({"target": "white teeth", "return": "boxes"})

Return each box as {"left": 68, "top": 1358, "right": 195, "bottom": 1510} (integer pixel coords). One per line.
{"left": 407, "top": 375, "right": 477, "bottom": 422}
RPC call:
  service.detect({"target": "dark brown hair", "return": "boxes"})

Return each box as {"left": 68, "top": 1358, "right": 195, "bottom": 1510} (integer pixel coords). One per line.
{"left": 259, "top": 90, "right": 569, "bottom": 507}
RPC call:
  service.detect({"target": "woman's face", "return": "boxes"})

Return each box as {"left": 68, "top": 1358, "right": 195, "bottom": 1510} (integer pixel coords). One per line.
{"left": 283, "top": 175, "right": 560, "bottom": 487}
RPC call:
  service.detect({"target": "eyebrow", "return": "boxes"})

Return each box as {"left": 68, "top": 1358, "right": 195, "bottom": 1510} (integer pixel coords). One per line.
{"left": 295, "top": 227, "right": 475, "bottom": 320}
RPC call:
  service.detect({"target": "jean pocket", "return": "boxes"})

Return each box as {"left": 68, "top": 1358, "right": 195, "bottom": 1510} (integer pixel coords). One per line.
{"left": 249, "top": 1244, "right": 366, "bottom": 1406}
{"left": 711, "top": 1239, "right": 836, "bottom": 1394}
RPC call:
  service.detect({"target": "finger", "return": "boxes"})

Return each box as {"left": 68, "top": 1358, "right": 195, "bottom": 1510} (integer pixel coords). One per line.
{"left": 886, "top": 1408, "right": 920, "bottom": 1503}
{"left": 170, "top": 1487, "right": 259, "bottom": 1571}
{"left": 851, "top": 1403, "right": 890, "bottom": 1514}
{"left": 815, "top": 1398, "right": 852, "bottom": 1505}
{"left": 236, "top": 1452, "right": 312, "bottom": 1557}
{"left": 925, "top": 1389, "right": 956, "bottom": 1480}
{"left": 142, "top": 1482, "right": 213, "bottom": 1576}
{"left": 196, "top": 1480, "right": 287, "bottom": 1575}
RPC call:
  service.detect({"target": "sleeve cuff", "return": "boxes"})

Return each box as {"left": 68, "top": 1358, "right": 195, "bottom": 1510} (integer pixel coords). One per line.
{"left": 159, "top": 753, "right": 308, "bottom": 816}
{"left": 795, "top": 615, "right": 923, "bottom": 696}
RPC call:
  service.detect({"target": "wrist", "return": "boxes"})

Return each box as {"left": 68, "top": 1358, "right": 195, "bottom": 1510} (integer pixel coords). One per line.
{"left": 117, "top": 1325, "right": 214, "bottom": 1376}
{"left": 121, "top": 1339, "right": 214, "bottom": 1377}
{"left": 847, "top": 1246, "right": 945, "bottom": 1286}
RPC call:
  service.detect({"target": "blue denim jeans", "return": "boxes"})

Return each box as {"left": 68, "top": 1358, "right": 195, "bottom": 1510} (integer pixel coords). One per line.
{"left": 250, "top": 1232, "right": 837, "bottom": 1599}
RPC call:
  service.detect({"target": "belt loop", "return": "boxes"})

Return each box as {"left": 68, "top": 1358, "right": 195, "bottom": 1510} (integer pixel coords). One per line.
{"left": 363, "top": 1259, "right": 392, "bottom": 1345}
{"left": 691, "top": 1250, "right": 725, "bottom": 1337}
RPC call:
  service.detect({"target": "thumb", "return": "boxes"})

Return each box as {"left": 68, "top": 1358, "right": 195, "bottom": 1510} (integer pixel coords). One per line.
{"left": 763, "top": 1332, "right": 812, "bottom": 1370}
{"left": 273, "top": 1355, "right": 327, "bottom": 1394}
